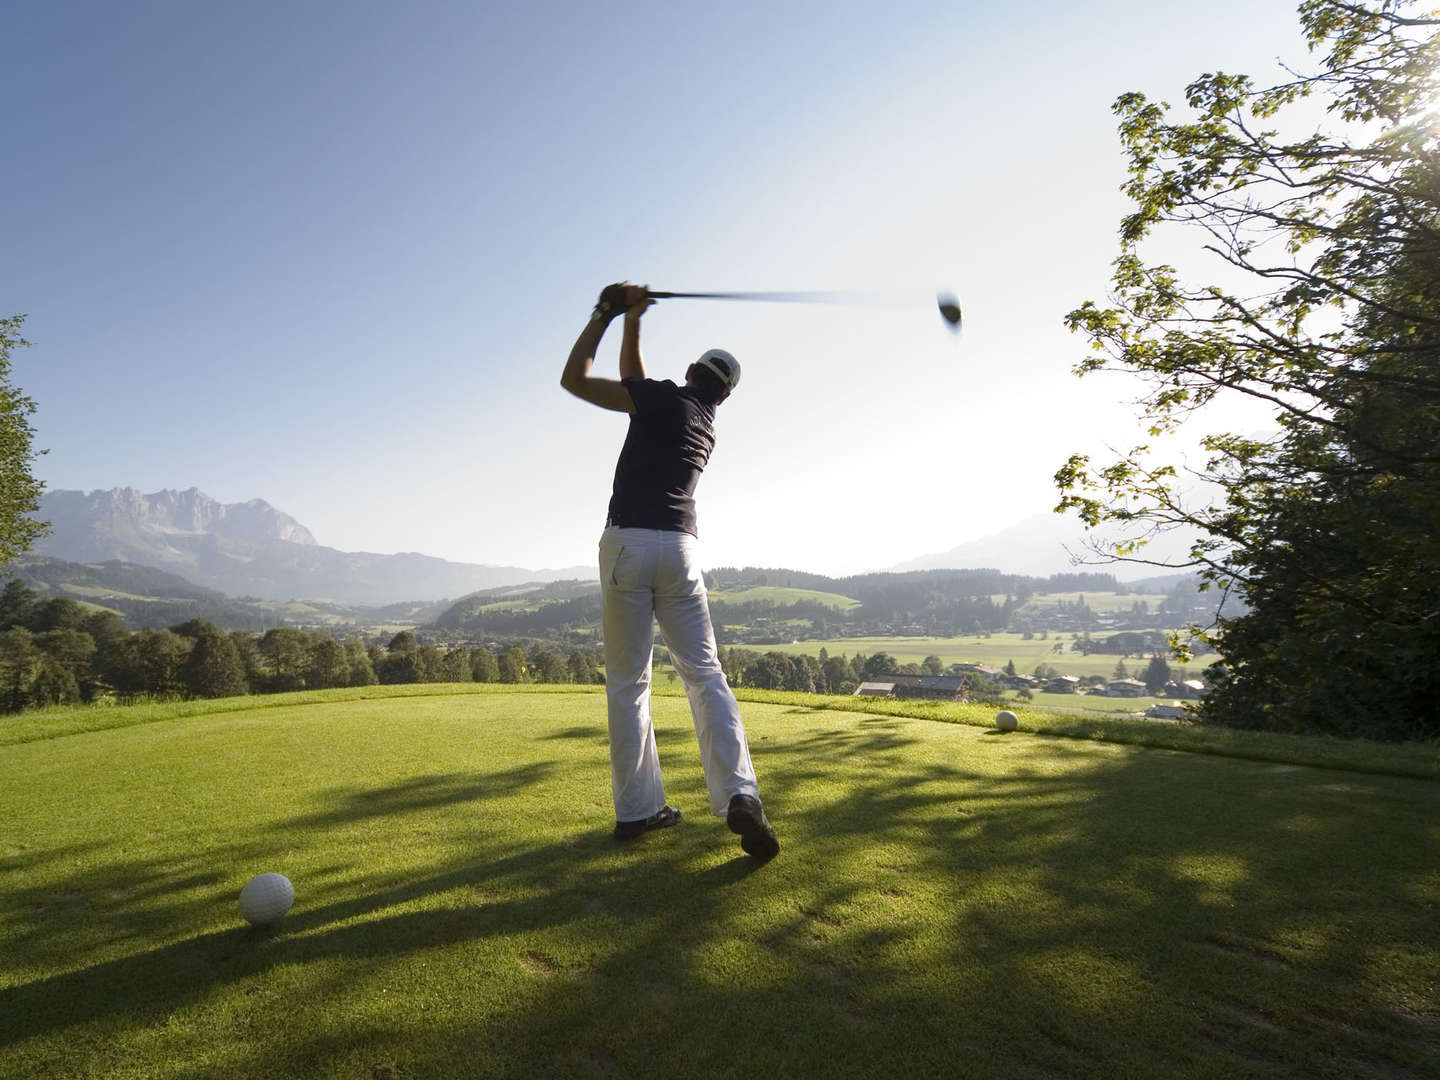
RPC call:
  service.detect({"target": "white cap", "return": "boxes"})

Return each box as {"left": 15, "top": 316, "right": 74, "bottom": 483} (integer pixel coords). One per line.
{"left": 694, "top": 348, "right": 741, "bottom": 392}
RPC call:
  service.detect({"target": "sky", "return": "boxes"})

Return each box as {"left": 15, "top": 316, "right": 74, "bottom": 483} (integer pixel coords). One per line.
{"left": 4, "top": 0, "right": 1311, "bottom": 577}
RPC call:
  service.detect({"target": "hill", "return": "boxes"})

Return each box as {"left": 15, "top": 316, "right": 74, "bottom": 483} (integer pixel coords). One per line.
{"left": 33, "top": 488, "right": 592, "bottom": 605}
{"left": 7, "top": 556, "right": 455, "bottom": 631}
{"left": 428, "top": 566, "right": 1222, "bottom": 644}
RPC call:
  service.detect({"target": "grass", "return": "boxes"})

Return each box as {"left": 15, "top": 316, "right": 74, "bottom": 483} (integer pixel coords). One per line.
{"left": 1008, "top": 689, "right": 1191, "bottom": 716}
{"left": 709, "top": 585, "right": 861, "bottom": 611}
{"left": 760, "top": 633, "right": 1204, "bottom": 681}
{"left": 1017, "top": 590, "right": 1170, "bottom": 614}
{"left": 2, "top": 688, "right": 1437, "bottom": 1079}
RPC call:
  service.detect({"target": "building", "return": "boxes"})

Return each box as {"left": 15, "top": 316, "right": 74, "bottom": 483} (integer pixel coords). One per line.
{"left": 855, "top": 681, "right": 897, "bottom": 697}
{"left": 1146, "top": 704, "right": 1189, "bottom": 719}
{"left": 853, "top": 673, "right": 970, "bottom": 702}
{"left": 1163, "top": 679, "right": 1209, "bottom": 700}
{"left": 1107, "top": 678, "right": 1148, "bottom": 697}
{"left": 1046, "top": 675, "right": 1082, "bottom": 694}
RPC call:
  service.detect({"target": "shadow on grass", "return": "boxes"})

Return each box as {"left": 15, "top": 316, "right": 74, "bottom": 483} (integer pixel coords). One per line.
{"left": 539, "top": 725, "right": 605, "bottom": 741}
{"left": 4, "top": 709, "right": 1438, "bottom": 1080}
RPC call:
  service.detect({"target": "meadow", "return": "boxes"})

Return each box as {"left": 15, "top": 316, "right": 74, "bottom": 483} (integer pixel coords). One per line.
{"left": 710, "top": 585, "right": 861, "bottom": 611}
{"left": 2, "top": 687, "right": 1436, "bottom": 1079}
{"left": 761, "top": 632, "right": 1203, "bottom": 682}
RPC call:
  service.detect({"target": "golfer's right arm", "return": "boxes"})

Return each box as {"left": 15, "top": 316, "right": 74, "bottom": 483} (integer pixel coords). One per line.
{"left": 561, "top": 310, "right": 635, "bottom": 414}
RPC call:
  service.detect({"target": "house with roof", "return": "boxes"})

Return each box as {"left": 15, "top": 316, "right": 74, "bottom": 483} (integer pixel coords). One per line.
{"left": 1163, "top": 679, "right": 1209, "bottom": 699}
{"left": 854, "top": 673, "right": 970, "bottom": 702}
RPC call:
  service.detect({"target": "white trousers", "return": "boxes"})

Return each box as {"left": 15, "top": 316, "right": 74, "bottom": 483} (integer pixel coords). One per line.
{"left": 599, "top": 526, "right": 760, "bottom": 821}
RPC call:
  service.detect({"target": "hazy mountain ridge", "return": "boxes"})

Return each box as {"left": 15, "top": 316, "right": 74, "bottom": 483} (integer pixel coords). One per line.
{"left": 34, "top": 488, "right": 592, "bottom": 605}
{"left": 10, "top": 555, "right": 464, "bottom": 631}
{"left": 890, "top": 513, "right": 1205, "bottom": 580}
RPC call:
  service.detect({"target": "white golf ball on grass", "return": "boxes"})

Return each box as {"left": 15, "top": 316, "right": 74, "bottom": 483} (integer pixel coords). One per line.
{"left": 238, "top": 872, "right": 294, "bottom": 927}
{"left": 994, "top": 710, "right": 1019, "bottom": 732}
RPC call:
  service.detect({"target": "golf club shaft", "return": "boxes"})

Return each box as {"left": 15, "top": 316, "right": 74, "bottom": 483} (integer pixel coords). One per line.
{"left": 646, "top": 289, "right": 867, "bottom": 305}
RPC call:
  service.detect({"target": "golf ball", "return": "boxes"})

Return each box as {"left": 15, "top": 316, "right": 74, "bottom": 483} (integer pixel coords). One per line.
{"left": 994, "top": 710, "right": 1019, "bottom": 732}
{"left": 238, "top": 872, "right": 294, "bottom": 927}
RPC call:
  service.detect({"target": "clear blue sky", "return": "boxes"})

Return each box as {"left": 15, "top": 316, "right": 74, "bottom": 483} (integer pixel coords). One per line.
{"left": 5, "top": 0, "right": 1306, "bottom": 575}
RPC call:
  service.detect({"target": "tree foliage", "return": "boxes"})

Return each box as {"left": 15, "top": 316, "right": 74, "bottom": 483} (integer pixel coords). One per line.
{"left": 0, "top": 317, "right": 45, "bottom": 568}
{"left": 1058, "top": 0, "right": 1440, "bottom": 739}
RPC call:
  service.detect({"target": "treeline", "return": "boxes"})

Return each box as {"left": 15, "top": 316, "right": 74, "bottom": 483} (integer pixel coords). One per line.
{"left": 0, "top": 580, "right": 602, "bottom": 713}
{"left": 714, "top": 646, "right": 1002, "bottom": 702}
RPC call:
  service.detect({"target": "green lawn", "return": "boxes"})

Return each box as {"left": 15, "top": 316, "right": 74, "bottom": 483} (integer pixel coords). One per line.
{"left": 2, "top": 688, "right": 1437, "bottom": 1079}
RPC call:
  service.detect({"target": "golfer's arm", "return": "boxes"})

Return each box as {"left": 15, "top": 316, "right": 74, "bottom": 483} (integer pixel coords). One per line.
{"left": 561, "top": 314, "right": 635, "bottom": 414}
{"left": 618, "top": 309, "right": 646, "bottom": 381}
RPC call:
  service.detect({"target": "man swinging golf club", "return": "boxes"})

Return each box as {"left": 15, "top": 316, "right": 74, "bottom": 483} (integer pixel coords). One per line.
{"left": 561, "top": 281, "right": 780, "bottom": 861}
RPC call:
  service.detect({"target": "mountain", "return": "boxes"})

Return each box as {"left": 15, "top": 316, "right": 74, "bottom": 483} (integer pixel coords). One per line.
{"left": 889, "top": 512, "right": 1204, "bottom": 580}
{"left": 33, "top": 488, "right": 593, "bottom": 606}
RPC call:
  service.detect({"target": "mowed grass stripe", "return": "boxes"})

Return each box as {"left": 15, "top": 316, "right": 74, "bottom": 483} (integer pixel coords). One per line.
{"left": 1, "top": 692, "right": 1437, "bottom": 1079}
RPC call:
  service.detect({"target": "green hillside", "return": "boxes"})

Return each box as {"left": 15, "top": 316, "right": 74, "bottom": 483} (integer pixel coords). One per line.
{"left": 709, "top": 585, "right": 861, "bottom": 610}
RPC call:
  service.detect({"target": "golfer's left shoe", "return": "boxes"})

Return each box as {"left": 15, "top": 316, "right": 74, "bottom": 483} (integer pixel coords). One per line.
{"left": 613, "top": 805, "right": 682, "bottom": 840}
{"left": 726, "top": 794, "right": 780, "bottom": 861}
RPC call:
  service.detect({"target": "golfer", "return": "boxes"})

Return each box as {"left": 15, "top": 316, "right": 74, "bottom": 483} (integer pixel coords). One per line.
{"left": 561, "top": 281, "right": 779, "bottom": 861}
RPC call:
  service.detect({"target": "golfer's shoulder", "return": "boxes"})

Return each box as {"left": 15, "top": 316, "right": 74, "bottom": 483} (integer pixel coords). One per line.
{"left": 623, "top": 377, "right": 681, "bottom": 411}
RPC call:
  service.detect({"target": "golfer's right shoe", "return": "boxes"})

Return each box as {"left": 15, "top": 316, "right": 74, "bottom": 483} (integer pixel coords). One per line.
{"left": 613, "top": 804, "right": 682, "bottom": 840}
{"left": 726, "top": 794, "right": 780, "bottom": 861}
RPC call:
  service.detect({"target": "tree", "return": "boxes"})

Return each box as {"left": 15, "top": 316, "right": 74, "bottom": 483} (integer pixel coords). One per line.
{"left": 230, "top": 632, "right": 264, "bottom": 688}
{"left": 822, "top": 655, "right": 854, "bottom": 694}
{"left": 1056, "top": 1, "right": 1440, "bottom": 739}
{"left": 567, "top": 649, "right": 601, "bottom": 685}
{"left": 376, "top": 647, "right": 421, "bottom": 685}
{"left": 471, "top": 646, "right": 500, "bottom": 683}
{"left": 416, "top": 644, "right": 445, "bottom": 682}
{"left": 35, "top": 627, "right": 96, "bottom": 702}
{"left": 178, "top": 627, "right": 248, "bottom": 698}
{"left": 108, "top": 629, "right": 190, "bottom": 698}
{"left": 344, "top": 637, "right": 378, "bottom": 686}
{"left": 743, "top": 652, "right": 792, "bottom": 690}
{"left": 921, "top": 654, "right": 945, "bottom": 675}
{"left": 497, "top": 646, "right": 528, "bottom": 683}
{"left": 27, "top": 597, "right": 89, "bottom": 633}
{"left": 0, "top": 627, "right": 39, "bottom": 711}
{"left": 1113, "top": 660, "right": 1130, "bottom": 681}
{"left": 0, "top": 317, "right": 46, "bottom": 567}
{"left": 861, "top": 653, "right": 898, "bottom": 680}
{"left": 257, "top": 628, "right": 310, "bottom": 691}
{"left": 0, "top": 578, "right": 35, "bottom": 629}
{"left": 306, "top": 637, "right": 350, "bottom": 690}
{"left": 1143, "top": 655, "right": 1172, "bottom": 695}
{"left": 437, "top": 647, "right": 473, "bottom": 683}
{"left": 529, "top": 648, "right": 569, "bottom": 684}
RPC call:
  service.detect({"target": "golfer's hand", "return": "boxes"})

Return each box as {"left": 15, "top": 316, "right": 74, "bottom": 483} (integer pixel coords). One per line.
{"left": 624, "top": 284, "right": 654, "bottom": 318}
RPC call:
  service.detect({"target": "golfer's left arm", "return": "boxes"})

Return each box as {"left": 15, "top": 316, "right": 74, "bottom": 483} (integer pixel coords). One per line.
{"left": 618, "top": 291, "right": 652, "bottom": 381}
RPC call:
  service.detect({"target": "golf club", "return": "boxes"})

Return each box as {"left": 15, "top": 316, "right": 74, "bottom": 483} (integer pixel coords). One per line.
{"left": 646, "top": 288, "right": 963, "bottom": 331}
